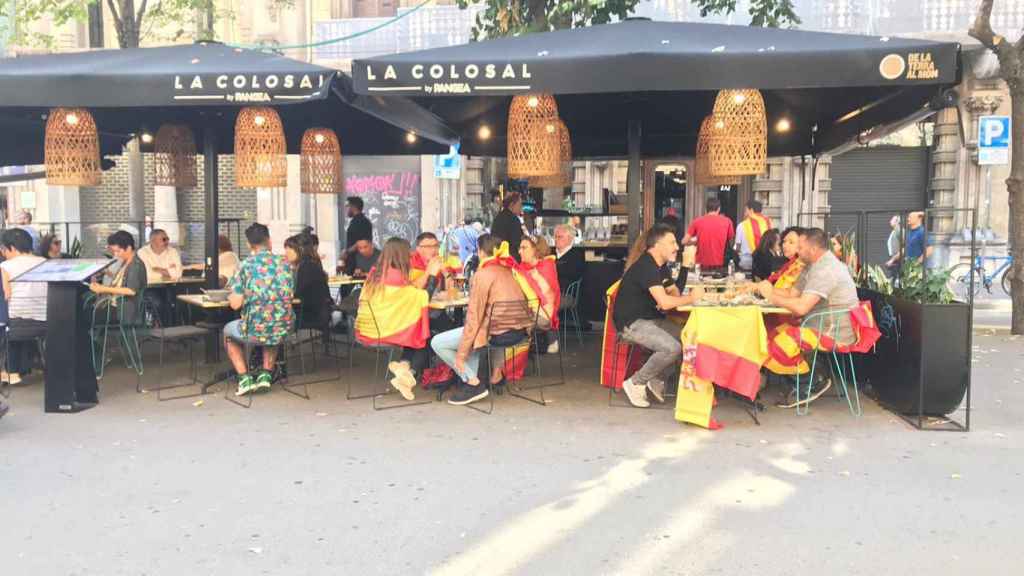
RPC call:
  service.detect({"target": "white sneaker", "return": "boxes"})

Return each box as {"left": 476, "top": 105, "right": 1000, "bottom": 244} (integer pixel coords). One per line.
{"left": 547, "top": 339, "right": 559, "bottom": 354}
{"left": 621, "top": 378, "right": 650, "bottom": 408}
{"left": 390, "top": 375, "right": 416, "bottom": 401}
{"left": 646, "top": 379, "right": 666, "bottom": 404}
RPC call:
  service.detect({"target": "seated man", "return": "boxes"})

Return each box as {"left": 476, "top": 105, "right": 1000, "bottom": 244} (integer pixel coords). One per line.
{"left": 409, "top": 232, "right": 445, "bottom": 291}
{"left": 137, "top": 229, "right": 183, "bottom": 283}
{"left": 554, "top": 224, "right": 585, "bottom": 305}
{"left": 89, "top": 231, "right": 148, "bottom": 327}
{"left": 431, "top": 234, "right": 533, "bottom": 406}
{"left": 758, "top": 227, "right": 860, "bottom": 407}
{"left": 223, "top": 223, "right": 295, "bottom": 396}
{"left": 137, "top": 229, "right": 183, "bottom": 325}
{"left": 0, "top": 228, "right": 48, "bottom": 385}
{"left": 343, "top": 239, "right": 380, "bottom": 278}
{"left": 614, "top": 224, "right": 704, "bottom": 408}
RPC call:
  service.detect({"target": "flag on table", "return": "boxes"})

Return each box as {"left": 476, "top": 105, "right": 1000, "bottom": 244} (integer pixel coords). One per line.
{"left": 682, "top": 306, "right": 769, "bottom": 401}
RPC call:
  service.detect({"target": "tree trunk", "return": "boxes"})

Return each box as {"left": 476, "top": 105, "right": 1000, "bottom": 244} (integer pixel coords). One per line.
{"left": 1009, "top": 83, "right": 1024, "bottom": 334}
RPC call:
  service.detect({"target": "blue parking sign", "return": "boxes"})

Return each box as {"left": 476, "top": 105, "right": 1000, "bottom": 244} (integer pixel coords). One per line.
{"left": 979, "top": 115, "right": 1010, "bottom": 165}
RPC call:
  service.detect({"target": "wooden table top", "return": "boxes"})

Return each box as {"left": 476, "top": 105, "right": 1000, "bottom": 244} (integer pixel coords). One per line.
{"left": 328, "top": 276, "right": 365, "bottom": 287}
{"left": 429, "top": 296, "right": 469, "bottom": 310}
{"left": 177, "top": 293, "right": 303, "bottom": 309}
{"left": 676, "top": 304, "right": 792, "bottom": 315}
{"left": 149, "top": 276, "right": 206, "bottom": 287}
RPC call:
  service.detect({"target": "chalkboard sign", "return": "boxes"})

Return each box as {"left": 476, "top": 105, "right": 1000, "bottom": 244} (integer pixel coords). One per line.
{"left": 343, "top": 156, "right": 422, "bottom": 246}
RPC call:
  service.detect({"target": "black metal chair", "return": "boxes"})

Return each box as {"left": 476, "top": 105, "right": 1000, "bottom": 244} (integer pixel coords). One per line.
{"left": 347, "top": 299, "right": 431, "bottom": 410}
{"left": 140, "top": 325, "right": 212, "bottom": 401}
{"left": 462, "top": 298, "right": 544, "bottom": 415}
{"left": 558, "top": 279, "right": 584, "bottom": 348}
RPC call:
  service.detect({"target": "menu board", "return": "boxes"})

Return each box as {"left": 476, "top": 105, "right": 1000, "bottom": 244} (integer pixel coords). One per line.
{"left": 13, "top": 258, "right": 112, "bottom": 283}
{"left": 344, "top": 156, "right": 422, "bottom": 246}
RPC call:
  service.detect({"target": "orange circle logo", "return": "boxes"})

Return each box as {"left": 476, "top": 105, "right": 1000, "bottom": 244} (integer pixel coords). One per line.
{"left": 879, "top": 54, "right": 906, "bottom": 80}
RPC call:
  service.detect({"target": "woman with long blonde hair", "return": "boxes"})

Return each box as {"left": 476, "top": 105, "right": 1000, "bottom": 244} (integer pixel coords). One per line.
{"left": 356, "top": 237, "right": 430, "bottom": 401}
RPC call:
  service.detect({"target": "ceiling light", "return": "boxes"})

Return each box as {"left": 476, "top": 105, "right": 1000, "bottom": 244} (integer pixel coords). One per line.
{"left": 527, "top": 96, "right": 539, "bottom": 108}
{"left": 314, "top": 133, "right": 325, "bottom": 144}
{"left": 65, "top": 113, "right": 79, "bottom": 126}
{"left": 733, "top": 93, "right": 746, "bottom": 105}
{"left": 776, "top": 118, "right": 792, "bottom": 133}
{"left": 140, "top": 132, "right": 154, "bottom": 144}
{"left": 254, "top": 115, "right": 266, "bottom": 126}
{"left": 478, "top": 125, "right": 491, "bottom": 140}
{"left": 406, "top": 131, "right": 417, "bottom": 144}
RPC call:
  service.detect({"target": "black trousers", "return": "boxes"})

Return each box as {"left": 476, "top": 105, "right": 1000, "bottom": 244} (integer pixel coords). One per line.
{"left": 7, "top": 318, "right": 47, "bottom": 375}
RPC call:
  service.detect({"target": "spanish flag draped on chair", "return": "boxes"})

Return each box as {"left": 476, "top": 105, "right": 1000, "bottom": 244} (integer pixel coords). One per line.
{"left": 355, "top": 269, "right": 430, "bottom": 349}
{"left": 504, "top": 254, "right": 561, "bottom": 379}
{"left": 740, "top": 212, "right": 772, "bottom": 255}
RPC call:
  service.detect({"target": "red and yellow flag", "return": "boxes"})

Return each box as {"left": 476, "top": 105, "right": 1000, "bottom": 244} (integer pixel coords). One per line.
{"left": 765, "top": 300, "right": 880, "bottom": 374}
{"left": 512, "top": 256, "right": 561, "bottom": 330}
{"left": 769, "top": 257, "right": 805, "bottom": 290}
{"left": 682, "top": 307, "right": 769, "bottom": 401}
{"left": 740, "top": 213, "right": 772, "bottom": 254}
{"left": 410, "top": 251, "right": 462, "bottom": 283}
{"left": 598, "top": 280, "right": 649, "bottom": 390}
{"left": 355, "top": 271, "right": 430, "bottom": 349}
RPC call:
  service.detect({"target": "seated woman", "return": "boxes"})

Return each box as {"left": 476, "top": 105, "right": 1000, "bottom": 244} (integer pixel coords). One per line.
{"left": 751, "top": 229, "right": 786, "bottom": 282}
{"left": 218, "top": 234, "right": 241, "bottom": 287}
{"left": 431, "top": 234, "right": 533, "bottom": 406}
{"left": 38, "top": 234, "right": 70, "bottom": 260}
{"left": 768, "top": 226, "right": 806, "bottom": 290}
{"left": 285, "top": 233, "right": 332, "bottom": 331}
{"left": 355, "top": 237, "right": 432, "bottom": 401}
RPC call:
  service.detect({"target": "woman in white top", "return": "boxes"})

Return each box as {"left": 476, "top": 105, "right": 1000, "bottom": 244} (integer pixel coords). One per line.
{"left": 0, "top": 228, "right": 48, "bottom": 384}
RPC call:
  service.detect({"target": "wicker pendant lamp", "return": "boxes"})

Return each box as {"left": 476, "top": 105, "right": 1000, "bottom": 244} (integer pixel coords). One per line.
{"left": 153, "top": 124, "right": 197, "bottom": 188}
{"left": 235, "top": 106, "right": 287, "bottom": 188}
{"left": 300, "top": 128, "right": 342, "bottom": 194}
{"left": 45, "top": 108, "right": 101, "bottom": 186}
{"left": 708, "top": 89, "right": 767, "bottom": 177}
{"left": 507, "top": 93, "right": 561, "bottom": 179}
{"left": 528, "top": 118, "right": 573, "bottom": 188}
{"left": 695, "top": 115, "right": 741, "bottom": 187}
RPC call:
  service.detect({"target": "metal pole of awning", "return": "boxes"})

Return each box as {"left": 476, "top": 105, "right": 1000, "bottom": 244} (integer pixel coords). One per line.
{"left": 627, "top": 119, "right": 643, "bottom": 246}
{"left": 203, "top": 128, "right": 220, "bottom": 290}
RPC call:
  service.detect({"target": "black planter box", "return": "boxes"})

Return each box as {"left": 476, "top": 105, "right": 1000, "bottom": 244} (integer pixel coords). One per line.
{"left": 856, "top": 288, "right": 970, "bottom": 416}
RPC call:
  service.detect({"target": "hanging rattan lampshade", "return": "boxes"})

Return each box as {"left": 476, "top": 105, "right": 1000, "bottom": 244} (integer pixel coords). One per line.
{"left": 300, "top": 128, "right": 342, "bottom": 194}
{"left": 507, "top": 93, "right": 561, "bottom": 179}
{"left": 45, "top": 108, "right": 101, "bottom": 186}
{"left": 528, "top": 118, "right": 573, "bottom": 188}
{"left": 235, "top": 106, "right": 287, "bottom": 188}
{"left": 708, "top": 89, "right": 767, "bottom": 177}
{"left": 153, "top": 124, "right": 197, "bottom": 188}
{"left": 695, "top": 115, "right": 741, "bottom": 187}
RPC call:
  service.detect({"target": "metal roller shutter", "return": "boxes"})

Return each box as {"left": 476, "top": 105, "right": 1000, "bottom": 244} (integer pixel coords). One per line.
{"left": 828, "top": 146, "right": 929, "bottom": 268}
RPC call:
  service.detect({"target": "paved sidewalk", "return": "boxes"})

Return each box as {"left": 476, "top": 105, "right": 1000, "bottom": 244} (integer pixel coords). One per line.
{"left": 1, "top": 334, "right": 1020, "bottom": 575}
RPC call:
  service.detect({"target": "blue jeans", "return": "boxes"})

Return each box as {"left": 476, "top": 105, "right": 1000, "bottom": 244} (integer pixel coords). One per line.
{"left": 431, "top": 327, "right": 504, "bottom": 383}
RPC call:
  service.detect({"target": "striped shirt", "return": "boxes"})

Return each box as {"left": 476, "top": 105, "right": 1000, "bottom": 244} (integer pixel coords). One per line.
{"left": 2, "top": 255, "right": 47, "bottom": 322}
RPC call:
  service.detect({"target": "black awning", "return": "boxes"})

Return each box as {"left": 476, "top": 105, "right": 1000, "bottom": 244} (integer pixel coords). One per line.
{"left": 0, "top": 43, "right": 457, "bottom": 165}
{"left": 352, "top": 20, "right": 961, "bottom": 157}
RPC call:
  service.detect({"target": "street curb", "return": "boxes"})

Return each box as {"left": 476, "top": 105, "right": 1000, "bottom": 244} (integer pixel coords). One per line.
{"left": 973, "top": 324, "right": 1012, "bottom": 335}
{"left": 972, "top": 300, "right": 1012, "bottom": 311}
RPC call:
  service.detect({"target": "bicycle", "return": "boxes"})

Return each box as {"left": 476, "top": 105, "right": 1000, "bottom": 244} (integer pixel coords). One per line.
{"left": 947, "top": 251, "right": 1014, "bottom": 300}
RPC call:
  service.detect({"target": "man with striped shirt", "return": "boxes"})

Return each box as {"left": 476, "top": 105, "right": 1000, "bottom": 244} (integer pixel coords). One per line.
{"left": 735, "top": 200, "right": 772, "bottom": 272}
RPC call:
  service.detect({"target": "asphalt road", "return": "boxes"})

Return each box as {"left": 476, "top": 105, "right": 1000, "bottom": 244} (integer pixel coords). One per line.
{"left": 1, "top": 334, "right": 1021, "bottom": 575}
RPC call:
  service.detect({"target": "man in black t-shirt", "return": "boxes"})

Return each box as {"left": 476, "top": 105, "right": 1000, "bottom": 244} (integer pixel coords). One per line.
{"left": 613, "top": 224, "right": 704, "bottom": 408}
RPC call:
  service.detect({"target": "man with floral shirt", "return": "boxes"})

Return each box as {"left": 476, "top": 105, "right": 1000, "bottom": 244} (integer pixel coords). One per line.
{"left": 224, "top": 223, "right": 295, "bottom": 396}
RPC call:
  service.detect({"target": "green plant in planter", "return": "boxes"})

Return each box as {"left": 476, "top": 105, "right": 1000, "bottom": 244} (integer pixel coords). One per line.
{"left": 862, "top": 262, "right": 955, "bottom": 304}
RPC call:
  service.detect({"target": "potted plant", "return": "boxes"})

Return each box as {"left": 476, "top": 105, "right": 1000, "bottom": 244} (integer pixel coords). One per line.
{"left": 856, "top": 262, "right": 970, "bottom": 416}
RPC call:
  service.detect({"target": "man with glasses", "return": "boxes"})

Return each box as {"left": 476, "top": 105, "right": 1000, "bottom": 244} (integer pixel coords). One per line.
{"left": 137, "top": 229, "right": 183, "bottom": 283}
{"left": 410, "top": 232, "right": 445, "bottom": 290}
{"left": 137, "top": 229, "right": 183, "bottom": 326}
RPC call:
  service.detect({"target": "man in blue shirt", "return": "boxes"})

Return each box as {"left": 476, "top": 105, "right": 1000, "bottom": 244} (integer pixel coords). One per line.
{"left": 905, "top": 211, "right": 929, "bottom": 264}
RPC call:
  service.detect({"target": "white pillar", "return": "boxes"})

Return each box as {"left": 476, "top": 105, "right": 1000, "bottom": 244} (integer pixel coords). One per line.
{"left": 153, "top": 184, "right": 180, "bottom": 244}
